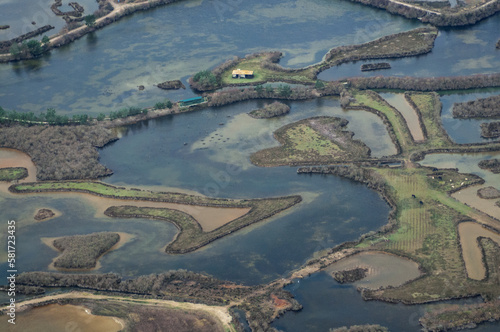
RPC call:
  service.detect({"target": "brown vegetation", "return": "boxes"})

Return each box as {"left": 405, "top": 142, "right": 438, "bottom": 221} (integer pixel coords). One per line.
{"left": 478, "top": 158, "right": 500, "bottom": 174}
{"left": 330, "top": 325, "right": 388, "bottom": 332}
{"left": 34, "top": 208, "right": 55, "bottom": 221}
{"left": 347, "top": 0, "right": 500, "bottom": 27}
{"left": 0, "top": 124, "right": 117, "bottom": 180}
{"left": 361, "top": 63, "right": 391, "bottom": 71}
{"left": 332, "top": 268, "right": 368, "bottom": 284}
{"left": 481, "top": 121, "right": 500, "bottom": 138}
{"left": 248, "top": 101, "right": 290, "bottom": 119}
{"left": 420, "top": 299, "right": 500, "bottom": 331}
{"left": 477, "top": 186, "right": 500, "bottom": 199}
{"left": 51, "top": 232, "right": 120, "bottom": 269}
{"left": 157, "top": 80, "right": 186, "bottom": 90}
{"left": 452, "top": 94, "right": 500, "bottom": 118}
{"left": 348, "top": 73, "right": 500, "bottom": 91}
{"left": 17, "top": 271, "right": 254, "bottom": 305}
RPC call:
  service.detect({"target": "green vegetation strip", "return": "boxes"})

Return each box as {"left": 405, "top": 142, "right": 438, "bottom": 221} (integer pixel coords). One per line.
{"left": 10, "top": 181, "right": 245, "bottom": 206}
{"left": 105, "top": 194, "right": 301, "bottom": 254}
{"left": 0, "top": 167, "right": 28, "bottom": 181}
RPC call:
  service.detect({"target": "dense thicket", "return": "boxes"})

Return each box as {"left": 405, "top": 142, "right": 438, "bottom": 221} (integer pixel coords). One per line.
{"left": 347, "top": 0, "right": 500, "bottom": 26}
{"left": 348, "top": 74, "right": 500, "bottom": 91}
{"left": 478, "top": 159, "right": 500, "bottom": 174}
{"left": 330, "top": 324, "right": 389, "bottom": 332}
{"left": 452, "top": 94, "right": 500, "bottom": 118}
{"left": 248, "top": 101, "right": 290, "bottom": 118}
{"left": 0, "top": 124, "right": 117, "bottom": 180}
{"left": 481, "top": 122, "right": 500, "bottom": 138}
{"left": 361, "top": 63, "right": 391, "bottom": 71}
{"left": 18, "top": 270, "right": 253, "bottom": 305}
{"left": 52, "top": 232, "right": 120, "bottom": 269}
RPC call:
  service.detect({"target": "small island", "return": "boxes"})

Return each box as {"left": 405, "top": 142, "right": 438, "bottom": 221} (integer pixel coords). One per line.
{"left": 479, "top": 158, "right": 500, "bottom": 173}
{"left": 47, "top": 232, "right": 121, "bottom": 270}
{"left": 452, "top": 94, "right": 500, "bottom": 118}
{"left": 248, "top": 101, "right": 290, "bottom": 119}
{"left": 34, "top": 208, "right": 56, "bottom": 221}
{"left": 481, "top": 121, "right": 500, "bottom": 138}
{"left": 0, "top": 167, "right": 28, "bottom": 181}
{"left": 477, "top": 186, "right": 500, "bottom": 199}
{"left": 156, "top": 80, "right": 186, "bottom": 90}
{"left": 332, "top": 268, "right": 368, "bottom": 284}
{"left": 361, "top": 62, "right": 391, "bottom": 72}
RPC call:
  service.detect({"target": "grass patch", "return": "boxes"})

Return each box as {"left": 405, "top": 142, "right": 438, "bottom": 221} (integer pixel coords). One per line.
{"left": 356, "top": 167, "right": 500, "bottom": 303}
{"left": 250, "top": 116, "right": 370, "bottom": 167}
{"left": 0, "top": 167, "right": 28, "bottom": 181}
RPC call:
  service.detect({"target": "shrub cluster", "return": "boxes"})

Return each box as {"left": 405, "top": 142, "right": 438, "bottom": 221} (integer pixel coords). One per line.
{"left": 17, "top": 270, "right": 254, "bottom": 305}
{"left": 348, "top": 73, "right": 500, "bottom": 91}
{"left": 248, "top": 101, "right": 290, "bottom": 119}
{"left": 452, "top": 94, "right": 500, "bottom": 118}
{"left": 478, "top": 159, "right": 500, "bottom": 174}
{"left": 52, "top": 232, "right": 120, "bottom": 269}
{"left": 154, "top": 99, "right": 173, "bottom": 110}
{"left": 0, "top": 124, "right": 117, "bottom": 180}
{"left": 189, "top": 70, "right": 219, "bottom": 91}
{"left": 480, "top": 121, "right": 500, "bottom": 138}
{"left": 0, "top": 106, "right": 97, "bottom": 125}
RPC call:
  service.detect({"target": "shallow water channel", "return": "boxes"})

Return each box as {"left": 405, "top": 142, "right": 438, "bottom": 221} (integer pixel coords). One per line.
{"left": 1, "top": 0, "right": 500, "bottom": 330}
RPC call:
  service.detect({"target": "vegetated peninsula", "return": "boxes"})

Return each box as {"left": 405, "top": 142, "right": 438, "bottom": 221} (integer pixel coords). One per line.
{"left": 452, "top": 94, "right": 500, "bottom": 118}
{"left": 250, "top": 117, "right": 371, "bottom": 167}
{"left": 50, "top": 232, "right": 120, "bottom": 269}
{"left": 479, "top": 158, "right": 500, "bottom": 173}
{"left": 10, "top": 181, "right": 302, "bottom": 253}
{"left": 0, "top": 124, "right": 117, "bottom": 180}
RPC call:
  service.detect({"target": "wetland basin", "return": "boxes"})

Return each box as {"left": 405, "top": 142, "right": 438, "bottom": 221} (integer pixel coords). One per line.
{"left": 0, "top": 303, "right": 123, "bottom": 332}
{"left": 271, "top": 272, "right": 500, "bottom": 332}
{"left": 458, "top": 221, "right": 500, "bottom": 281}
{"left": 324, "top": 251, "right": 422, "bottom": 289}
{"left": 379, "top": 93, "right": 425, "bottom": 142}
{"left": 420, "top": 152, "right": 500, "bottom": 221}
{"left": 318, "top": 16, "right": 500, "bottom": 82}
{"left": 0, "top": 0, "right": 420, "bottom": 115}
{"left": 439, "top": 90, "right": 500, "bottom": 144}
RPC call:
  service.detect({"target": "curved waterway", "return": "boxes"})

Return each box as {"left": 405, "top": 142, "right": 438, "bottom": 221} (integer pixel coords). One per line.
{"left": 0, "top": 99, "right": 394, "bottom": 285}
{"left": 272, "top": 272, "right": 500, "bottom": 332}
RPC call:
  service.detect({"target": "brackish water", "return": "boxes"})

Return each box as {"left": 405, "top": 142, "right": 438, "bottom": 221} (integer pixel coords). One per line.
{"left": 1, "top": 0, "right": 500, "bottom": 330}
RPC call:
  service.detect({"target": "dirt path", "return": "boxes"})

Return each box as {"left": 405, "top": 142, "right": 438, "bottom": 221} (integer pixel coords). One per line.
{"left": 1, "top": 291, "right": 236, "bottom": 332}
